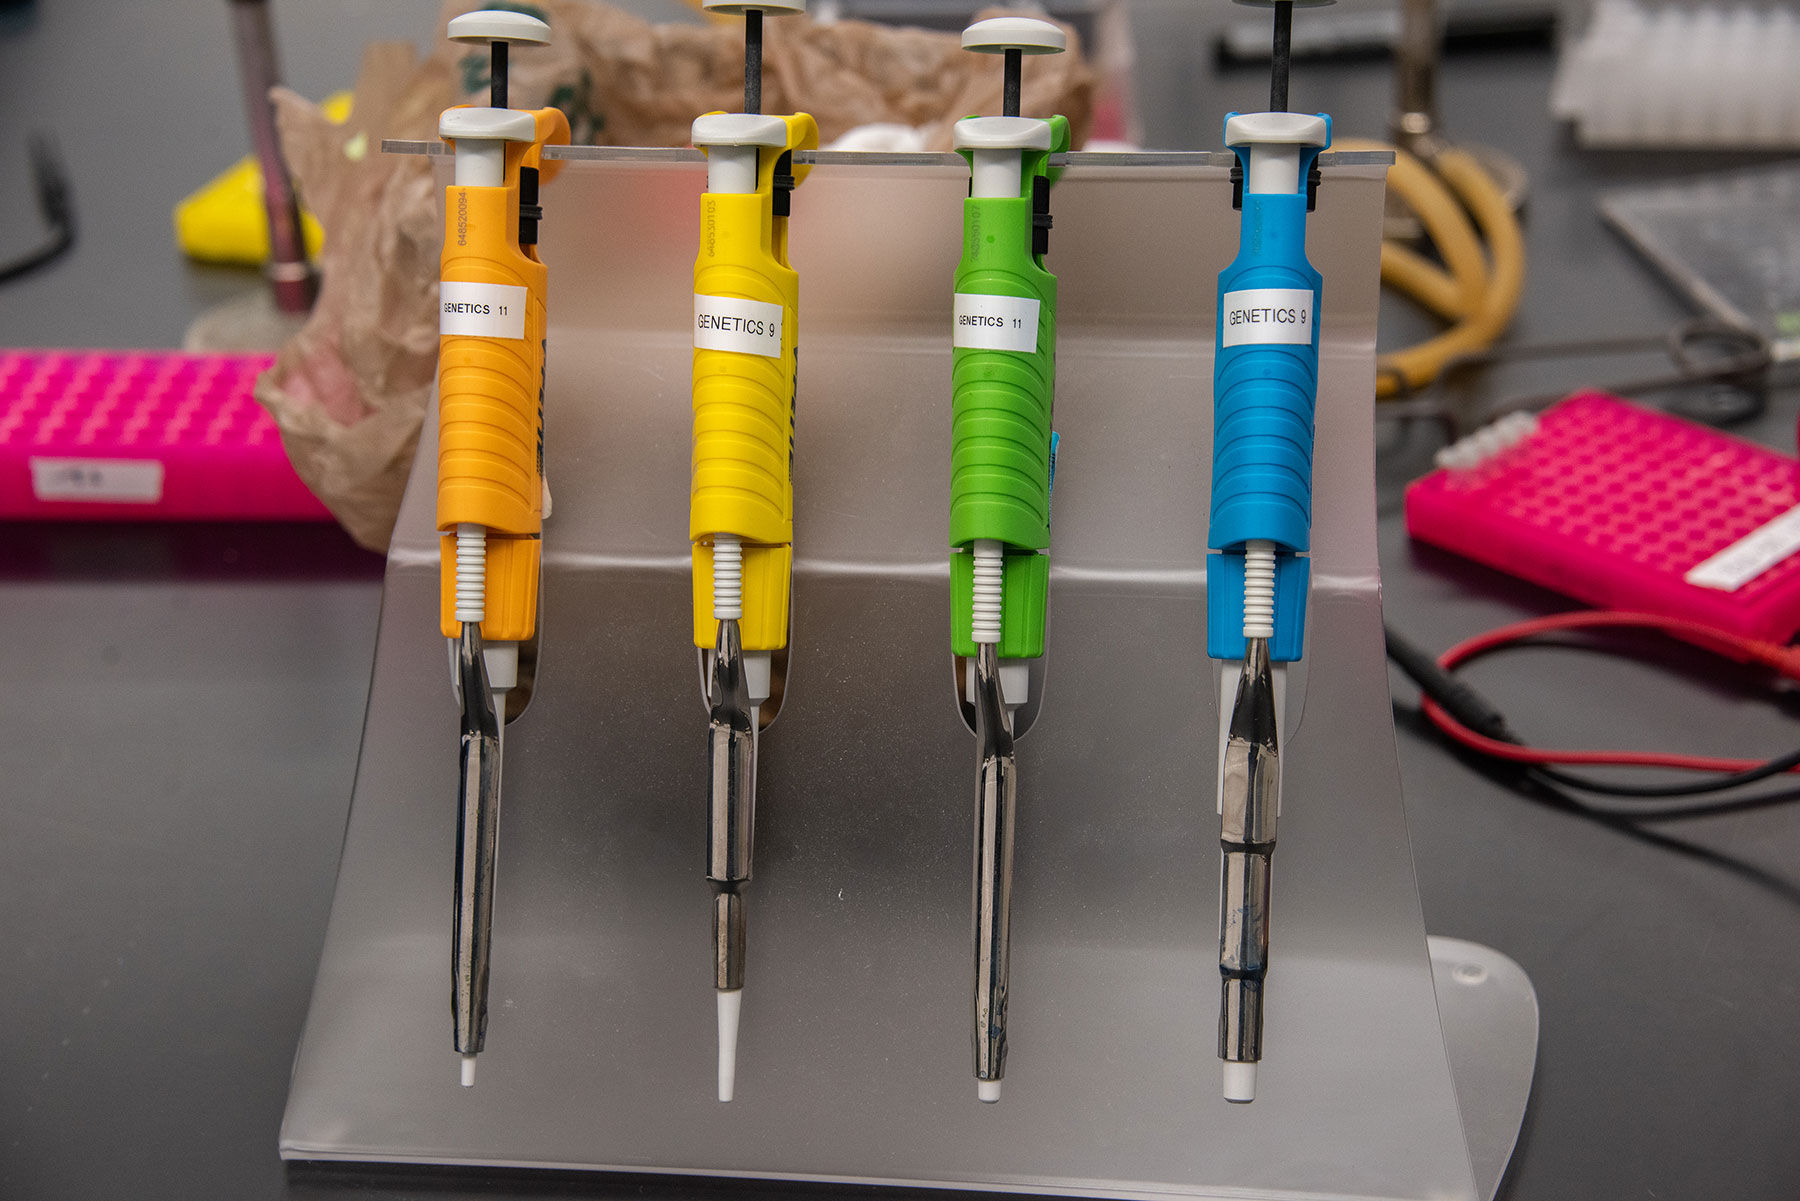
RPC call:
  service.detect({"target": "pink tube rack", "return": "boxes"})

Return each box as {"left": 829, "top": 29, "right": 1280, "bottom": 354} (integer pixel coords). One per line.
{"left": 1405, "top": 391, "right": 1800, "bottom": 642}
{"left": 0, "top": 350, "right": 331, "bottom": 522}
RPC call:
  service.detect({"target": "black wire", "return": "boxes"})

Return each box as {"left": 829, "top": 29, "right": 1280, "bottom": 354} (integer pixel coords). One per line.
{"left": 1531, "top": 772, "right": 1800, "bottom": 820}
{"left": 1384, "top": 623, "right": 1800, "bottom": 807}
{"left": 1519, "top": 769, "right": 1800, "bottom": 900}
{"left": 1536, "top": 751, "right": 1800, "bottom": 799}
{"left": 0, "top": 133, "right": 75, "bottom": 286}
{"left": 1391, "top": 701, "right": 1800, "bottom": 910}
{"left": 1375, "top": 320, "right": 1774, "bottom": 435}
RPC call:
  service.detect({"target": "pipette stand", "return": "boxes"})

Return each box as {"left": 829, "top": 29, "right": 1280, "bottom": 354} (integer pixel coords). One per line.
{"left": 282, "top": 151, "right": 1537, "bottom": 1201}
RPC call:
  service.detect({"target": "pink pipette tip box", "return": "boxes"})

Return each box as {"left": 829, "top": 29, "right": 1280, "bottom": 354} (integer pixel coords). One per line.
{"left": 0, "top": 350, "right": 331, "bottom": 521}
{"left": 1405, "top": 391, "right": 1800, "bottom": 644}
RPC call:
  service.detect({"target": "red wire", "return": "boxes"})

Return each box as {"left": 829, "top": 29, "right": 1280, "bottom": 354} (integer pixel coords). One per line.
{"left": 1419, "top": 610, "right": 1800, "bottom": 774}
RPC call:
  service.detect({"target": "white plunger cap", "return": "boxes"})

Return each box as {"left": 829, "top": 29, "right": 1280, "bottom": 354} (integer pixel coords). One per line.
{"left": 703, "top": 0, "right": 808, "bottom": 13}
{"left": 448, "top": 10, "right": 551, "bottom": 44}
{"left": 963, "top": 16, "right": 1066, "bottom": 55}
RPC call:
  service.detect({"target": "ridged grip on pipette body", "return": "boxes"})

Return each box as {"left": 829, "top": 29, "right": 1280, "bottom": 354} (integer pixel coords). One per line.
{"left": 949, "top": 114, "right": 1069, "bottom": 661}
{"left": 690, "top": 112, "right": 818, "bottom": 653}
{"left": 1206, "top": 113, "right": 1329, "bottom": 664}
{"left": 436, "top": 106, "right": 570, "bottom": 641}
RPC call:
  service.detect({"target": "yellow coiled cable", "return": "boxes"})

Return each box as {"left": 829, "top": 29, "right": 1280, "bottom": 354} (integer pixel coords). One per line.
{"left": 1340, "top": 137, "right": 1526, "bottom": 399}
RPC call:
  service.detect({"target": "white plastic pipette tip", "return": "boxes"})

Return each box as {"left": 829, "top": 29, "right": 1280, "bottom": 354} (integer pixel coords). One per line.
{"left": 977, "top": 1078, "right": 1003, "bottom": 1103}
{"left": 461, "top": 1054, "right": 477, "bottom": 1088}
{"left": 1223, "top": 1060, "right": 1257, "bottom": 1103}
{"left": 717, "top": 989, "right": 742, "bottom": 1102}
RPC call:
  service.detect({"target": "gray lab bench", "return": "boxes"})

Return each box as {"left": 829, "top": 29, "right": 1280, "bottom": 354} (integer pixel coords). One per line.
{"left": 2, "top": 1, "right": 1797, "bottom": 1198}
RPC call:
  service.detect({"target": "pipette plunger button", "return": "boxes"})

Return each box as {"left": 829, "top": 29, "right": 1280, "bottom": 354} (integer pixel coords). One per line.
{"left": 702, "top": 0, "right": 806, "bottom": 11}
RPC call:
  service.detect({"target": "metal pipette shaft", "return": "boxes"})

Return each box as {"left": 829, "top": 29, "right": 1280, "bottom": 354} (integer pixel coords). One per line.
{"left": 707, "top": 616, "right": 756, "bottom": 996}
{"left": 706, "top": 601, "right": 758, "bottom": 1102}
{"left": 971, "top": 642, "right": 1018, "bottom": 1093}
{"left": 453, "top": 622, "right": 503, "bottom": 1069}
{"left": 1219, "top": 637, "right": 1278, "bottom": 1093}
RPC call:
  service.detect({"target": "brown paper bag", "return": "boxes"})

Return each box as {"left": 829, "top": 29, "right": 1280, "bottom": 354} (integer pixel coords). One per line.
{"left": 258, "top": 1, "right": 1092, "bottom": 550}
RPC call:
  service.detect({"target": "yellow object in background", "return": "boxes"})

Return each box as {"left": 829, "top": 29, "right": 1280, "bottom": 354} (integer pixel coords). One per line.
{"left": 1338, "top": 136, "right": 1526, "bottom": 399}
{"left": 173, "top": 92, "right": 352, "bottom": 266}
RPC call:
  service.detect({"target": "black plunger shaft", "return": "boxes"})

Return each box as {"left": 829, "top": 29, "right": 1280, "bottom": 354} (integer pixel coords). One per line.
{"left": 1270, "top": 1, "right": 1293, "bottom": 112}
{"left": 1003, "top": 48, "right": 1022, "bottom": 117}
{"left": 491, "top": 40, "right": 509, "bottom": 110}
{"left": 745, "top": 9, "right": 763, "bottom": 115}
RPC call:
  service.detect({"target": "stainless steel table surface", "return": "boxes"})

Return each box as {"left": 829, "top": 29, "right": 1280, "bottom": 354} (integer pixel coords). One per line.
{"left": 2, "top": 1, "right": 1798, "bottom": 1198}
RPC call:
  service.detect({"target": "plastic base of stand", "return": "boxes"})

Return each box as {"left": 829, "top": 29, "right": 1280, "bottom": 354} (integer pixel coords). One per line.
{"left": 285, "top": 939, "right": 1537, "bottom": 1201}
{"left": 1429, "top": 937, "right": 1539, "bottom": 1201}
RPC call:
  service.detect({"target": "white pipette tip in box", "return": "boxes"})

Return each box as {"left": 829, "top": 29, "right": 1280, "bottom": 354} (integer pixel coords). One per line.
{"left": 977, "top": 1078, "right": 1003, "bottom": 1104}
{"left": 717, "top": 989, "right": 743, "bottom": 1102}
{"left": 461, "top": 1054, "right": 478, "bottom": 1088}
{"left": 1223, "top": 1060, "right": 1257, "bottom": 1104}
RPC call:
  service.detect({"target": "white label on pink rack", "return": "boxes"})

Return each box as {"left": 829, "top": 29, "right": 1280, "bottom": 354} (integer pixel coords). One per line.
{"left": 30, "top": 457, "right": 164, "bottom": 504}
{"left": 1686, "top": 504, "right": 1800, "bottom": 592}
{"left": 440, "top": 281, "right": 528, "bottom": 339}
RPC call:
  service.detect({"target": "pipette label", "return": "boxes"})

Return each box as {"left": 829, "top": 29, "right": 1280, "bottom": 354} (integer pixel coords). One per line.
{"left": 439, "top": 281, "right": 528, "bottom": 340}
{"left": 1220, "top": 287, "right": 1314, "bottom": 347}
{"left": 952, "top": 292, "right": 1040, "bottom": 353}
{"left": 694, "top": 293, "right": 784, "bottom": 358}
